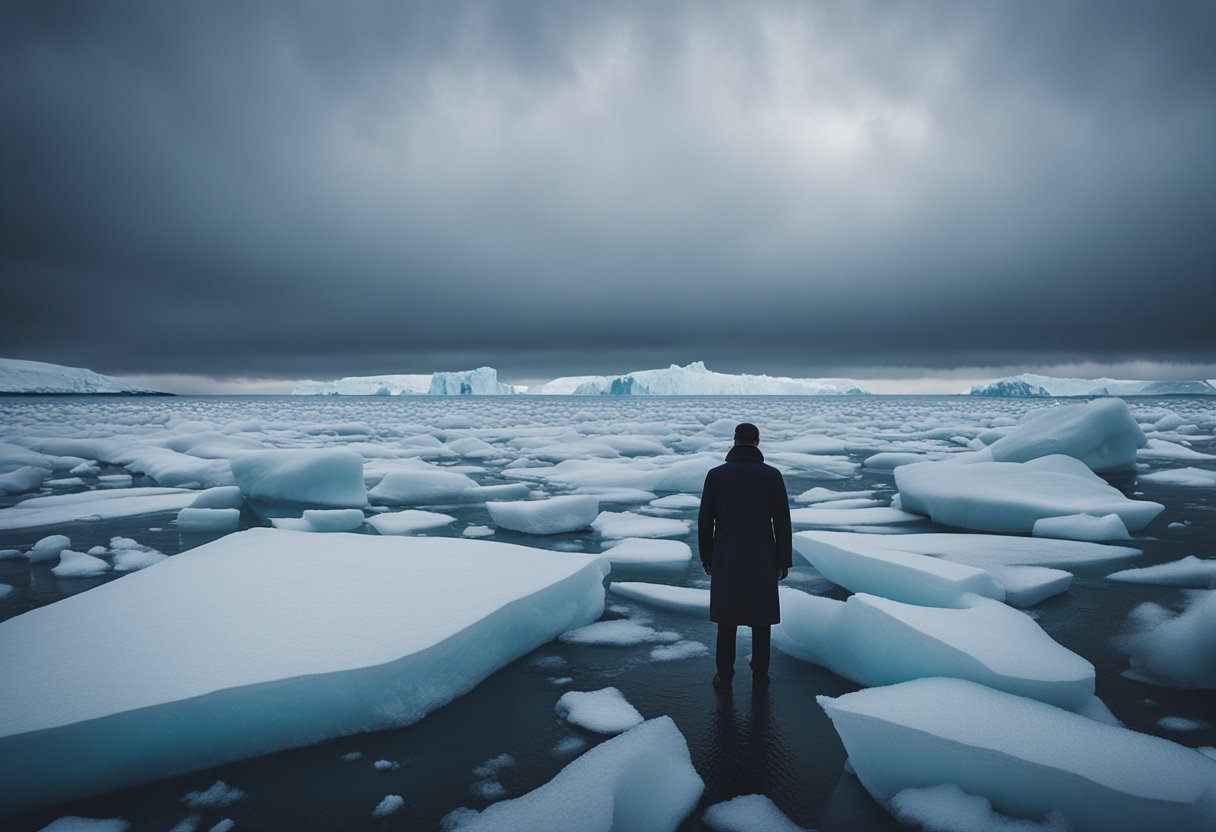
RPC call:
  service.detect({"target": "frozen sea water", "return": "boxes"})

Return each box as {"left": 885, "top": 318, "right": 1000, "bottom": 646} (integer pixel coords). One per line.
{"left": 1, "top": 394, "right": 1214, "bottom": 831}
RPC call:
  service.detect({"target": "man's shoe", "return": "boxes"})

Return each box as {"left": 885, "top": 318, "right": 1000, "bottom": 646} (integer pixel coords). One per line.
{"left": 712, "top": 673, "right": 733, "bottom": 694}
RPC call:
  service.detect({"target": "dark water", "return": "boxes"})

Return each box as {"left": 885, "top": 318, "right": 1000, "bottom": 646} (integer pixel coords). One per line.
{"left": 1, "top": 395, "right": 1214, "bottom": 831}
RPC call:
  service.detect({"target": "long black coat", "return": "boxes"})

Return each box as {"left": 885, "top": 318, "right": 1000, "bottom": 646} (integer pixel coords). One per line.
{"left": 698, "top": 444, "right": 793, "bottom": 626}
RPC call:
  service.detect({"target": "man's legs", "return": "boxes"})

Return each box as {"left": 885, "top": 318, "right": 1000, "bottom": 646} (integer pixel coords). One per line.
{"left": 750, "top": 624, "right": 771, "bottom": 680}
{"left": 715, "top": 623, "right": 737, "bottom": 680}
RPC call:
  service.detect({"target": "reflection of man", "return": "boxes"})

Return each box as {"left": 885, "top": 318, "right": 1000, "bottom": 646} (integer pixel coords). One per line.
{"left": 698, "top": 422, "right": 792, "bottom": 693}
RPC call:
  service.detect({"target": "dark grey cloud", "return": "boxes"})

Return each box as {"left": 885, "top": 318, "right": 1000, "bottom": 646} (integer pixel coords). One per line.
{"left": 3, "top": 0, "right": 1214, "bottom": 382}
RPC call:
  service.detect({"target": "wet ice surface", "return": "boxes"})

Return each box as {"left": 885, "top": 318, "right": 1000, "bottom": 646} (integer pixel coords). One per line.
{"left": 1, "top": 394, "right": 1214, "bottom": 831}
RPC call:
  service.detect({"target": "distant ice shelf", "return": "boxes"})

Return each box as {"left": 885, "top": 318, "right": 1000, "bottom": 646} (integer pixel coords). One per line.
{"left": 532, "top": 362, "right": 870, "bottom": 396}
{"left": 294, "top": 366, "right": 519, "bottom": 396}
{"left": 0, "top": 358, "right": 161, "bottom": 395}
{"left": 971, "top": 373, "right": 1216, "bottom": 397}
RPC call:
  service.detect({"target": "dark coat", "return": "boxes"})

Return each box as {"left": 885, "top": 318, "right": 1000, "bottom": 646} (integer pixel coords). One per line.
{"left": 698, "top": 443, "right": 793, "bottom": 626}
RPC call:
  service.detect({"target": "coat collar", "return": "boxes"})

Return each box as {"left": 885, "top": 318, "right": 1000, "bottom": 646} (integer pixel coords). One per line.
{"left": 725, "top": 443, "right": 764, "bottom": 463}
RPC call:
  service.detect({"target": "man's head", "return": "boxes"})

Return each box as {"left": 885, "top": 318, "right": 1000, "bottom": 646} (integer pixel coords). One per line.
{"left": 733, "top": 422, "right": 760, "bottom": 445}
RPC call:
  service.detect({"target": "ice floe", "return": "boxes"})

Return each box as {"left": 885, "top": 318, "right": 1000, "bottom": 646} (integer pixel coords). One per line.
{"left": 818, "top": 677, "right": 1216, "bottom": 832}
{"left": 0, "top": 529, "right": 608, "bottom": 814}
{"left": 555, "top": 687, "right": 643, "bottom": 734}
{"left": 230, "top": 449, "right": 367, "bottom": 507}
{"left": 1106, "top": 556, "right": 1216, "bottom": 588}
{"left": 1032, "top": 512, "right": 1131, "bottom": 541}
{"left": 487, "top": 496, "right": 600, "bottom": 534}
{"left": 600, "top": 538, "right": 692, "bottom": 568}
{"left": 0, "top": 488, "right": 197, "bottom": 532}
{"left": 1118, "top": 590, "right": 1216, "bottom": 689}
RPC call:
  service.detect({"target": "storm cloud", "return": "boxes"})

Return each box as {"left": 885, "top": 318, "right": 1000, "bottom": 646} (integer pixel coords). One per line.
{"left": 3, "top": 0, "right": 1214, "bottom": 383}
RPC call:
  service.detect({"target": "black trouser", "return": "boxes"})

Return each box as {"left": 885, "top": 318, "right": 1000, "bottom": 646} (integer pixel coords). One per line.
{"left": 716, "top": 623, "right": 771, "bottom": 680}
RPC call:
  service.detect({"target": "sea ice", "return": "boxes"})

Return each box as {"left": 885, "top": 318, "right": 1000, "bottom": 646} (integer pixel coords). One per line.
{"left": 600, "top": 538, "right": 692, "bottom": 568}
{"left": 0, "top": 488, "right": 197, "bottom": 532}
{"left": 1137, "top": 439, "right": 1216, "bottom": 461}
{"left": 797, "top": 530, "right": 1139, "bottom": 569}
{"left": 559, "top": 619, "right": 681, "bottom": 646}
{"left": 792, "top": 532, "right": 1005, "bottom": 608}
{"left": 981, "top": 398, "right": 1147, "bottom": 472}
{"left": 649, "top": 641, "right": 709, "bottom": 662}
{"left": 368, "top": 467, "right": 480, "bottom": 505}
{"left": 0, "top": 356, "right": 153, "bottom": 394}
{"left": 365, "top": 509, "right": 456, "bottom": 535}
{"left": 703, "top": 794, "right": 811, "bottom": 832}
{"left": 1139, "top": 467, "right": 1216, "bottom": 487}
{"left": 182, "top": 780, "right": 245, "bottom": 809}
{"left": 0, "top": 529, "right": 608, "bottom": 814}
{"left": 591, "top": 511, "right": 690, "bottom": 540}
{"left": 818, "top": 677, "right": 1216, "bottom": 832}
{"left": 554, "top": 687, "right": 644, "bottom": 734}
{"left": 372, "top": 795, "right": 405, "bottom": 817}
{"left": 889, "top": 783, "right": 1068, "bottom": 832}
{"left": 793, "top": 487, "right": 875, "bottom": 504}
{"left": 0, "top": 465, "right": 50, "bottom": 494}
{"left": 1032, "top": 513, "right": 1131, "bottom": 541}
{"left": 51, "top": 550, "right": 111, "bottom": 578}
{"left": 176, "top": 508, "right": 241, "bottom": 533}
{"left": 36, "top": 819, "right": 130, "bottom": 832}
{"left": 270, "top": 509, "right": 365, "bottom": 533}
{"left": 1106, "top": 556, "right": 1216, "bottom": 588}
{"left": 789, "top": 506, "right": 923, "bottom": 527}
{"left": 1119, "top": 590, "right": 1216, "bottom": 689}
{"left": 610, "top": 582, "right": 710, "bottom": 616}
{"left": 487, "top": 496, "right": 600, "bottom": 534}
{"left": 444, "top": 717, "right": 703, "bottom": 832}
{"left": 895, "top": 455, "right": 1164, "bottom": 533}
{"left": 28, "top": 534, "right": 72, "bottom": 563}
{"left": 230, "top": 449, "right": 368, "bottom": 508}
{"left": 773, "top": 589, "right": 1095, "bottom": 709}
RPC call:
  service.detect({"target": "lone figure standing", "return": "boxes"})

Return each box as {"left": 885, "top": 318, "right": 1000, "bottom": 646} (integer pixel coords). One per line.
{"left": 698, "top": 422, "right": 793, "bottom": 693}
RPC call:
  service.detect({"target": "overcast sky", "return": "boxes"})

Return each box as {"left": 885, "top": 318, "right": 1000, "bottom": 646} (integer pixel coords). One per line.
{"left": 3, "top": 0, "right": 1214, "bottom": 390}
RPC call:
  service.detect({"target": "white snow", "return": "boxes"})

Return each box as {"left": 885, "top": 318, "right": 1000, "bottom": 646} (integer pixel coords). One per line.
{"left": 1106, "top": 556, "right": 1216, "bottom": 588}
{"left": 1032, "top": 513, "right": 1131, "bottom": 541}
{"left": 487, "top": 496, "right": 600, "bottom": 534}
{"left": 366, "top": 509, "right": 456, "bottom": 535}
{"left": 774, "top": 589, "right": 1095, "bottom": 710}
{"left": 971, "top": 373, "right": 1216, "bottom": 398}
{"left": 443, "top": 717, "right": 703, "bottom": 832}
{"left": 182, "top": 780, "right": 245, "bottom": 809}
{"left": 368, "top": 466, "right": 480, "bottom": 505}
{"left": 51, "top": 550, "right": 111, "bottom": 578}
{"left": 610, "top": 582, "right": 710, "bottom": 616}
{"left": 797, "top": 530, "right": 1140, "bottom": 569}
{"left": 792, "top": 532, "right": 1006, "bottom": 608}
{"left": 789, "top": 506, "right": 923, "bottom": 527}
{"left": 979, "top": 399, "right": 1147, "bottom": 472}
{"left": 1119, "top": 590, "right": 1216, "bottom": 689}
{"left": 28, "top": 534, "right": 72, "bottom": 563}
{"left": 591, "top": 511, "right": 690, "bottom": 540}
{"left": 703, "top": 794, "right": 810, "bottom": 832}
{"left": 559, "top": 619, "right": 681, "bottom": 646}
{"left": 0, "top": 528, "right": 609, "bottom": 815}
{"left": 600, "top": 538, "right": 693, "bottom": 568}
{"left": 0, "top": 488, "right": 197, "bottom": 532}
{"left": 0, "top": 357, "right": 155, "bottom": 394}
{"left": 230, "top": 449, "right": 368, "bottom": 508}
{"left": 554, "top": 687, "right": 644, "bottom": 734}
{"left": 176, "top": 508, "right": 241, "bottom": 533}
{"left": 895, "top": 455, "right": 1163, "bottom": 533}
{"left": 818, "top": 677, "right": 1216, "bottom": 832}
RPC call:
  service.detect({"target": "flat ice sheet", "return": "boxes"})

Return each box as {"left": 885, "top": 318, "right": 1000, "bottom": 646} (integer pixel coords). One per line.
{"left": 0, "top": 529, "right": 609, "bottom": 815}
{"left": 800, "top": 530, "right": 1141, "bottom": 568}
{"left": 0, "top": 487, "right": 197, "bottom": 531}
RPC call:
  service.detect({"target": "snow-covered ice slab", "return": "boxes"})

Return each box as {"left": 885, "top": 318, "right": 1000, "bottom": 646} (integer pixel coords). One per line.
{"left": 703, "top": 794, "right": 810, "bottom": 832}
{"left": 365, "top": 509, "right": 455, "bottom": 535}
{"left": 0, "top": 529, "right": 609, "bottom": 815}
{"left": 789, "top": 506, "right": 922, "bottom": 527}
{"left": 554, "top": 687, "right": 643, "bottom": 734}
{"left": 799, "top": 530, "right": 1140, "bottom": 569}
{"left": 896, "top": 455, "right": 1163, "bottom": 533}
{"left": 1119, "top": 590, "right": 1216, "bottom": 689}
{"left": 773, "top": 589, "right": 1094, "bottom": 709}
{"left": 230, "top": 449, "right": 368, "bottom": 508}
{"left": 0, "top": 487, "right": 197, "bottom": 531}
{"left": 610, "top": 582, "right": 710, "bottom": 616}
{"left": 983, "top": 398, "right": 1147, "bottom": 472}
{"left": 1139, "top": 467, "right": 1216, "bottom": 487}
{"left": 446, "top": 717, "right": 703, "bottom": 832}
{"left": 818, "top": 677, "right": 1216, "bottom": 832}
{"left": 1107, "top": 556, "right": 1216, "bottom": 588}
{"left": 600, "top": 538, "right": 692, "bottom": 568}
{"left": 792, "top": 532, "right": 1005, "bottom": 607}
{"left": 487, "top": 496, "right": 599, "bottom": 534}
{"left": 1032, "top": 512, "right": 1130, "bottom": 541}
{"left": 592, "top": 511, "right": 690, "bottom": 540}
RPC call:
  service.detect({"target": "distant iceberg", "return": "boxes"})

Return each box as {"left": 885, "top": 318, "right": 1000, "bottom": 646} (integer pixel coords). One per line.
{"left": 293, "top": 367, "right": 517, "bottom": 396}
{"left": 0, "top": 358, "right": 160, "bottom": 395}
{"left": 534, "top": 362, "right": 869, "bottom": 396}
{"left": 971, "top": 373, "right": 1216, "bottom": 397}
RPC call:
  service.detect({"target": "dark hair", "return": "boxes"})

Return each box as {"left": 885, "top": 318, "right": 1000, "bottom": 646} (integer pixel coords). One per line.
{"left": 734, "top": 422, "right": 759, "bottom": 442}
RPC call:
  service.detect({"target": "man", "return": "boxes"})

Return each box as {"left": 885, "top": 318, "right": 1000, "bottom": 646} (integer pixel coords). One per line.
{"left": 698, "top": 422, "right": 793, "bottom": 693}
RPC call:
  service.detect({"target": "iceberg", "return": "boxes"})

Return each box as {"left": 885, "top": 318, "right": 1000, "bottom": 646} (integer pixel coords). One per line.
{"left": 428, "top": 367, "right": 516, "bottom": 395}
{"left": 971, "top": 373, "right": 1216, "bottom": 397}
{"left": 0, "top": 529, "right": 609, "bottom": 815}
{"left": 445, "top": 717, "right": 703, "bottom": 832}
{"left": 773, "top": 588, "right": 1095, "bottom": 709}
{"left": 895, "top": 455, "right": 1164, "bottom": 533}
{"left": 0, "top": 357, "right": 160, "bottom": 395}
{"left": 540, "top": 362, "right": 868, "bottom": 396}
{"left": 367, "top": 466, "right": 480, "bottom": 505}
{"left": 982, "top": 399, "right": 1147, "bottom": 472}
{"left": 230, "top": 449, "right": 368, "bottom": 508}
{"left": 486, "top": 496, "right": 600, "bottom": 534}
{"left": 291, "top": 374, "right": 432, "bottom": 396}
{"left": 817, "top": 677, "right": 1216, "bottom": 832}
